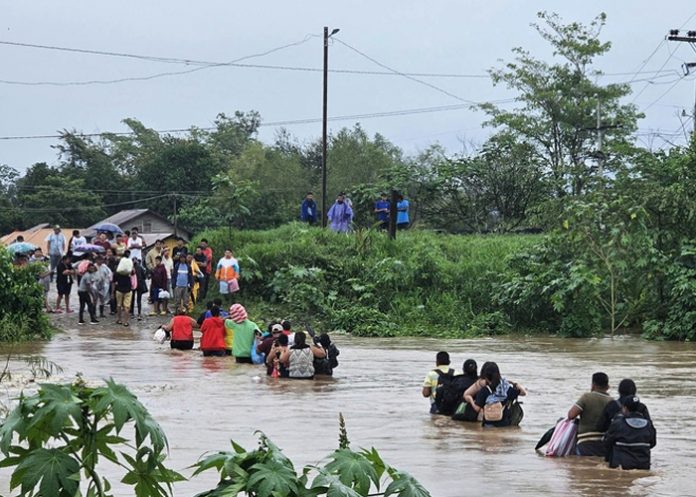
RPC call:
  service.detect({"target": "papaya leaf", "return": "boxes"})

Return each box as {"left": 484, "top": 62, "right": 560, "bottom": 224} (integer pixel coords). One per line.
{"left": 11, "top": 448, "right": 80, "bottom": 497}
{"left": 311, "top": 472, "right": 362, "bottom": 497}
{"left": 247, "top": 460, "right": 298, "bottom": 497}
{"left": 323, "top": 449, "right": 379, "bottom": 495}
{"left": 26, "top": 383, "right": 83, "bottom": 436}
{"left": 383, "top": 470, "right": 432, "bottom": 497}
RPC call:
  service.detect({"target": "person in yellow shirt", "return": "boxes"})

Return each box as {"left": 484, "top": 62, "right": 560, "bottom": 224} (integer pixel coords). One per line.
{"left": 422, "top": 351, "right": 456, "bottom": 414}
{"left": 186, "top": 253, "right": 202, "bottom": 312}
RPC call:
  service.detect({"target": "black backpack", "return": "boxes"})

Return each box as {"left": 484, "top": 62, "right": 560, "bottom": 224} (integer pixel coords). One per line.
{"left": 434, "top": 369, "right": 468, "bottom": 416}
{"left": 327, "top": 344, "right": 339, "bottom": 369}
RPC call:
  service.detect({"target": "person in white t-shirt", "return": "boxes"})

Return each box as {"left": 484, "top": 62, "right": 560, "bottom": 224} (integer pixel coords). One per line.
{"left": 69, "top": 230, "right": 87, "bottom": 254}
{"left": 126, "top": 227, "right": 145, "bottom": 261}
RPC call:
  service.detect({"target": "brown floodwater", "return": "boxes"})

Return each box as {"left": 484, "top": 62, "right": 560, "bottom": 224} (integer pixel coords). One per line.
{"left": 1, "top": 313, "right": 695, "bottom": 497}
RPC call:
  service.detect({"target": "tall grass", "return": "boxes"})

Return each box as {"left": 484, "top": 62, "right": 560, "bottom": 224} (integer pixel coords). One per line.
{"left": 197, "top": 224, "right": 539, "bottom": 337}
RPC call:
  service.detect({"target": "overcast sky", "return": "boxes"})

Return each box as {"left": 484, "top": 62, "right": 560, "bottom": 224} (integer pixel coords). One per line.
{"left": 2, "top": 1, "right": 696, "bottom": 173}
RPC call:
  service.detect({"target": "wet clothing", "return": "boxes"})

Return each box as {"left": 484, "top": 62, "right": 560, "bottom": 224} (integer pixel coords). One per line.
{"left": 288, "top": 346, "right": 314, "bottom": 379}
{"left": 171, "top": 315, "right": 194, "bottom": 342}
{"left": 598, "top": 397, "right": 651, "bottom": 433}
{"left": 604, "top": 413, "right": 656, "bottom": 470}
{"left": 574, "top": 391, "right": 613, "bottom": 456}
{"left": 423, "top": 365, "right": 456, "bottom": 407}
{"left": 226, "top": 319, "right": 259, "bottom": 359}
{"left": 171, "top": 340, "right": 194, "bottom": 350}
{"left": 474, "top": 379, "right": 521, "bottom": 427}
{"left": 200, "top": 316, "right": 226, "bottom": 353}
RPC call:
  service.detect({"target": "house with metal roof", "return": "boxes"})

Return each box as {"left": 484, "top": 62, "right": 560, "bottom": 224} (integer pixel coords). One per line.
{"left": 83, "top": 209, "right": 190, "bottom": 241}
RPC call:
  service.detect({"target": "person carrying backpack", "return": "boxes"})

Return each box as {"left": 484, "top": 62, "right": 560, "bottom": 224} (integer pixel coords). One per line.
{"left": 422, "top": 351, "right": 463, "bottom": 415}
{"left": 603, "top": 396, "right": 656, "bottom": 470}
{"left": 314, "top": 333, "right": 340, "bottom": 376}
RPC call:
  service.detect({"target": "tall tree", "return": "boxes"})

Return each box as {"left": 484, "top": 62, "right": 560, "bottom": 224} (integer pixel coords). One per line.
{"left": 481, "top": 11, "right": 641, "bottom": 197}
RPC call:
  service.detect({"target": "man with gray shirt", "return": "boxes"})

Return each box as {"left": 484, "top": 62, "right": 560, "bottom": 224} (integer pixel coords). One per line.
{"left": 77, "top": 263, "right": 99, "bottom": 325}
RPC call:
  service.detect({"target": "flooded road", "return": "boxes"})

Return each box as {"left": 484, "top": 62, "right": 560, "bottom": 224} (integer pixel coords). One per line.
{"left": 1, "top": 315, "right": 695, "bottom": 497}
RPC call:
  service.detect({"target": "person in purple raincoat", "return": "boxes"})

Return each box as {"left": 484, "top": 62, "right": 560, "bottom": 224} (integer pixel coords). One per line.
{"left": 327, "top": 192, "right": 353, "bottom": 233}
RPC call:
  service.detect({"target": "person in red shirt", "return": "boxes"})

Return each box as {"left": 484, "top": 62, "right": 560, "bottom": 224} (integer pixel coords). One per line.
{"left": 93, "top": 232, "right": 113, "bottom": 251}
{"left": 199, "top": 238, "right": 214, "bottom": 299}
{"left": 162, "top": 308, "right": 198, "bottom": 350}
{"left": 200, "top": 305, "right": 226, "bottom": 356}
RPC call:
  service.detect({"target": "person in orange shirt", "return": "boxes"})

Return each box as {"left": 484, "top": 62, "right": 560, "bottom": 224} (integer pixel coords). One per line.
{"left": 215, "top": 249, "right": 240, "bottom": 305}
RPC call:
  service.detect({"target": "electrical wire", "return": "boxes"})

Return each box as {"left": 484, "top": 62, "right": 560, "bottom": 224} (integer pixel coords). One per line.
{"left": 0, "top": 35, "right": 319, "bottom": 87}
{"left": 641, "top": 74, "right": 696, "bottom": 111}
{"left": 0, "top": 101, "right": 517, "bottom": 141}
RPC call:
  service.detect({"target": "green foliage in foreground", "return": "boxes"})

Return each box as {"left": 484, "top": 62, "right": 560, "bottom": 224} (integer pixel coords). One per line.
{"left": 0, "top": 248, "right": 53, "bottom": 342}
{"left": 192, "top": 415, "right": 430, "bottom": 497}
{"left": 0, "top": 379, "right": 430, "bottom": 497}
{"left": 0, "top": 376, "right": 184, "bottom": 497}
{"left": 197, "top": 224, "right": 539, "bottom": 337}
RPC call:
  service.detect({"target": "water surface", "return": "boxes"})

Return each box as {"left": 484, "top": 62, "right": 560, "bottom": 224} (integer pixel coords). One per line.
{"left": 1, "top": 317, "right": 694, "bottom": 497}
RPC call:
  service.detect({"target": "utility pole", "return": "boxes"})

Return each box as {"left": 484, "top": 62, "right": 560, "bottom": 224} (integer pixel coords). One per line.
{"left": 596, "top": 99, "right": 603, "bottom": 177}
{"left": 388, "top": 189, "right": 398, "bottom": 240}
{"left": 321, "top": 26, "right": 340, "bottom": 228}
{"left": 172, "top": 194, "right": 177, "bottom": 237}
{"left": 667, "top": 30, "right": 696, "bottom": 140}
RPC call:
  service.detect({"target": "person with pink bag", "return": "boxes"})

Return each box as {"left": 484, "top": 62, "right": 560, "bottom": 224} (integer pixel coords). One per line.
{"left": 215, "top": 249, "right": 240, "bottom": 305}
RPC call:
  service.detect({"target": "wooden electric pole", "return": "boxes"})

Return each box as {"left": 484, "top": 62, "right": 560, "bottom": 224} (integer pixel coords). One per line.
{"left": 321, "top": 26, "right": 340, "bottom": 227}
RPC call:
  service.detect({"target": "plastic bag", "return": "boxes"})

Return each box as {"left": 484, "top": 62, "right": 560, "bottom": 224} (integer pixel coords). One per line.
{"left": 545, "top": 418, "right": 578, "bottom": 457}
{"left": 153, "top": 327, "right": 167, "bottom": 344}
{"left": 250, "top": 340, "right": 265, "bottom": 365}
{"left": 116, "top": 257, "right": 133, "bottom": 275}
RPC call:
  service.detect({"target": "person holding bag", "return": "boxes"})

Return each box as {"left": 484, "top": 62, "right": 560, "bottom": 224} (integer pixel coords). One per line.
{"left": 215, "top": 249, "right": 240, "bottom": 305}
{"left": 473, "top": 362, "right": 526, "bottom": 427}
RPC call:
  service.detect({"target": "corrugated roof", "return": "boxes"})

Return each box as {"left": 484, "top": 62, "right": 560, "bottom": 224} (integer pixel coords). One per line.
{"left": 1, "top": 228, "right": 83, "bottom": 254}
{"left": 87, "top": 209, "right": 150, "bottom": 230}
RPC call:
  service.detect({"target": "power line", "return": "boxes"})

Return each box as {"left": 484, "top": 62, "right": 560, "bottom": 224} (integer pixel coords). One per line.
{"left": 4, "top": 194, "right": 171, "bottom": 213}
{"left": 0, "top": 101, "right": 518, "bottom": 141}
{"left": 0, "top": 35, "right": 319, "bottom": 87}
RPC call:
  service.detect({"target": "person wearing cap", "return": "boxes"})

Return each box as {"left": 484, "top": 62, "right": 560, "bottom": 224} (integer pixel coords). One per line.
{"left": 374, "top": 193, "right": 390, "bottom": 230}
{"left": 257, "top": 323, "right": 284, "bottom": 359}
{"left": 45, "top": 225, "right": 66, "bottom": 281}
{"left": 327, "top": 192, "right": 353, "bottom": 233}
{"left": 604, "top": 396, "right": 657, "bottom": 470}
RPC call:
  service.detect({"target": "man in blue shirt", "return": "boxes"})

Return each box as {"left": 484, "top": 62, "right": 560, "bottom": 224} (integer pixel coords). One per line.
{"left": 172, "top": 254, "right": 193, "bottom": 312}
{"left": 45, "top": 225, "right": 66, "bottom": 281}
{"left": 300, "top": 192, "right": 317, "bottom": 225}
{"left": 374, "top": 193, "right": 390, "bottom": 230}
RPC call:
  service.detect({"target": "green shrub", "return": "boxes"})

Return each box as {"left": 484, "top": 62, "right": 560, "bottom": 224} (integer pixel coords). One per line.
{"left": 194, "top": 224, "right": 538, "bottom": 337}
{"left": 0, "top": 248, "right": 53, "bottom": 342}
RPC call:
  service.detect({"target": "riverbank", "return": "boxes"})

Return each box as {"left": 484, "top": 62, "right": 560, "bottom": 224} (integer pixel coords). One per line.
{"left": 196, "top": 224, "right": 540, "bottom": 338}
{"left": 1, "top": 314, "right": 694, "bottom": 497}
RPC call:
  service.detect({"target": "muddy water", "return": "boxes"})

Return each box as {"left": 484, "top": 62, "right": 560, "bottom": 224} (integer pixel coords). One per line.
{"left": 1, "top": 317, "right": 695, "bottom": 497}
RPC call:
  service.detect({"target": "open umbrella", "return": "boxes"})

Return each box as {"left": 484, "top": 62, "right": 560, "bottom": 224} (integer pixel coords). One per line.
{"left": 93, "top": 223, "right": 123, "bottom": 234}
{"left": 74, "top": 243, "right": 106, "bottom": 254}
{"left": 6, "top": 242, "right": 37, "bottom": 255}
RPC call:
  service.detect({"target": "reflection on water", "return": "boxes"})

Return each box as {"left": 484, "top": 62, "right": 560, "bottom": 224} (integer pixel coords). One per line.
{"left": 1, "top": 320, "right": 695, "bottom": 497}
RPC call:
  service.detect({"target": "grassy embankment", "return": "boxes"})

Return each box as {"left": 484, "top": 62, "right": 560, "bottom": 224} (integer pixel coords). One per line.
{"left": 196, "top": 224, "right": 540, "bottom": 337}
